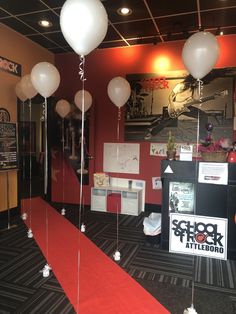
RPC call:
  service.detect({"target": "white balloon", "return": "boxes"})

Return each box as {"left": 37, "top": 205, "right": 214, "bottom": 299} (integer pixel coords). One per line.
{"left": 15, "top": 81, "right": 27, "bottom": 101}
{"left": 107, "top": 77, "right": 131, "bottom": 108}
{"left": 55, "top": 99, "right": 71, "bottom": 118}
{"left": 31, "top": 62, "right": 60, "bottom": 98}
{"left": 74, "top": 90, "right": 92, "bottom": 112}
{"left": 20, "top": 74, "right": 38, "bottom": 99}
{"left": 60, "top": 0, "right": 108, "bottom": 56}
{"left": 182, "top": 31, "right": 220, "bottom": 80}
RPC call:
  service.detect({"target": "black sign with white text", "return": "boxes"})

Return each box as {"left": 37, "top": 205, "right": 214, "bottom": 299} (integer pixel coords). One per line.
{"left": 0, "top": 56, "right": 21, "bottom": 77}
{"left": 0, "top": 122, "right": 18, "bottom": 170}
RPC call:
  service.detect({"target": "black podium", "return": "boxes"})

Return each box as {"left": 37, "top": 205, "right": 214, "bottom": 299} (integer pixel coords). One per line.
{"left": 161, "top": 160, "right": 236, "bottom": 260}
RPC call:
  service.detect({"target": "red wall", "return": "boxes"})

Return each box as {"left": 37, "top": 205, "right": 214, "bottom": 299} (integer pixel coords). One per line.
{"left": 55, "top": 35, "right": 236, "bottom": 206}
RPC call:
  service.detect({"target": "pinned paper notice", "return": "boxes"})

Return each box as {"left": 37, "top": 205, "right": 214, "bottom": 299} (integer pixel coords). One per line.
{"left": 164, "top": 165, "right": 173, "bottom": 173}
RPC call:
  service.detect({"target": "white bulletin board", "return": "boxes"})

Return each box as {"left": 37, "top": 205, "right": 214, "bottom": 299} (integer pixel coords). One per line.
{"left": 103, "top": 143, "right": 140, "bottom": 174}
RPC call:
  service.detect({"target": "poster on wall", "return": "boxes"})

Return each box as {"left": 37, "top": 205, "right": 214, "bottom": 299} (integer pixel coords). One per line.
{"left": 125, "top": 68, "right": 235, "bottom": 143}
{"left": 0, "top": 122, "right": 18, "bottom": 170}
{"left": 169, "top": 213, "right": 228, "bottom": 260}
{"left": 169, "top": 181, "right": 195, "bottom": 214}
{"left": 103, "top": 143, "right": 140, "bottom": 174}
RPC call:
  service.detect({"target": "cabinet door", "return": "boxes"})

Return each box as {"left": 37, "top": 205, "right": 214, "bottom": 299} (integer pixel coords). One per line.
{"left": 227, "top": 185, "right": 236, "bottom": 259}
{"left": 91, "top": 188, "right": 106, "bottom": 212}
{"left": 121, "top": 191, "right": 139, "bottom": 215}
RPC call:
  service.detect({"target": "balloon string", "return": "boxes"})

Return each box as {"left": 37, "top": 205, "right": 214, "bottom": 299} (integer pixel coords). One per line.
{"left": 62, "top": 118, "right": 65, "bottom": 204}
{"left": 197, "top": 79, "right": 203, "bottom": 103}
{"left": 22, "top": 101, "right": 26, "bottom": 210}
{"left": 79, "top": 55, "right": 86, "bottom": 82}
{"left": 77, "top": 250, "right": 80, "bottom": 313}
{"left": 44, "top": 98, "right": 48, "bottom": 195}
{"left": 77, "top": 56, "right": 86, "bottom": 313}
{"left": 116, "top": 108, "right": 121, "bottom": 251}
{"left": 79, "top": 88, "right": 85, "bottom": 227}
{"left": 46, "top": 207, "right": 49, "bottom": 260}
{"left": 29, "top": 99, "right": 32, "bottom": 228}
{"left": 191, "top": 82, "right": 201, "bottom": 309}
{"left": 22, "top": 101, "right": 25, "bottom": 181}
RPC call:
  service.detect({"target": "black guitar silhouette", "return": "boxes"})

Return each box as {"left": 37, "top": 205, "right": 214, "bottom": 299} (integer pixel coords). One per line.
{"left": 144, "top": 88, "right": 228, "bottom": 140}
{"left": 168, "top": 89, "right": 228, "bottom": 119}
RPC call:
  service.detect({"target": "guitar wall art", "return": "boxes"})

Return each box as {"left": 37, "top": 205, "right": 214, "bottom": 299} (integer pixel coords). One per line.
{"left": 125, "top": 68, "right": 235, "bottom": 143}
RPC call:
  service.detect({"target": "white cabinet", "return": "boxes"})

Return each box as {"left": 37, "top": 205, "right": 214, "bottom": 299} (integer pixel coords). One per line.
{"left": 121, "top": 191, "right": 142, "bottom": 215}
{"left": 91, "top": 186, "right": 143, "bottom": 216}
{"left": 91, "top": 188, "right": 107, "bottom": 212}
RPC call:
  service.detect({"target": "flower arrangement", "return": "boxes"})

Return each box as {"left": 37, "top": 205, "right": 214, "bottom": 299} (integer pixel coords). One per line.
{"left": 198, "top": 123, "right": 231, "bottom": 162}
{"left": 198, "top": 136, "right": 230, "bottom": 153}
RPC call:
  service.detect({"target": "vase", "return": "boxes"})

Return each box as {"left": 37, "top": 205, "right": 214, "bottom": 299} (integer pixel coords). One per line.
{"left": 166, "top": 150, "right": 176, "bottom": 160}
{"left": 201, "top": 151, "right": 228, "bottom": 162}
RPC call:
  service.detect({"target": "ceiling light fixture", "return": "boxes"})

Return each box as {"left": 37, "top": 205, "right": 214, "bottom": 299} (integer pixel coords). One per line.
{"left": 117, "top": 7, "right": 132, "bottom": 16}
{"left": 38, "top": 19, "right": 52, "bottom": 28}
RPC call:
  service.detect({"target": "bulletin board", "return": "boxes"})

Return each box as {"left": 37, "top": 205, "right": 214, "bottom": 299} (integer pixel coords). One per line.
{"left": 103, "top": 143, "right": 140, "bottom": 174}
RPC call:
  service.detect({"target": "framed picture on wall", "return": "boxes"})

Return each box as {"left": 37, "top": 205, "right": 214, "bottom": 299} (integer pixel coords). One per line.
{"left": 125, "top": 68, "right": 235, "bottom": 144}
{"left": 19, "top": 121, "right": 36, "bottom": 154}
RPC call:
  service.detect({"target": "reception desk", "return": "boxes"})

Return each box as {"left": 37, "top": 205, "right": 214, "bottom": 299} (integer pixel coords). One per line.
{"left": 161, "top": 160, "right": 236, "bottom": 260}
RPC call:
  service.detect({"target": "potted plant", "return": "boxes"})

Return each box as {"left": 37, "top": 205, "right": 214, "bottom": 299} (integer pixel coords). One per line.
{"left": 166, "top": 130, "right": 176, "bottom": 160}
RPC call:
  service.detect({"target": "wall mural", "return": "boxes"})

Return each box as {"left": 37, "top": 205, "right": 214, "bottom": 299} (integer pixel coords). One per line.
{"left": 125, "top": 68, "right": 235, "bottom": 144}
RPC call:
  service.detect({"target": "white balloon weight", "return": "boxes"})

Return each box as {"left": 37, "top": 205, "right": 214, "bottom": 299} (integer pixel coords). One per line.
{"left": 60, "top": 0, "right": 108, "bottom": 56}
{"left": 20, "top": 74, "right": 38, "bottom": 99}
{"left": 182, "top": 31, "right": 220, "bottom": 80}
{"left": 15, "top": 81, "right": 27, "bottom": 101}
{"left": 107, "top": 77, "right": 131, "bottom": 108}
{"left": 31, "top": 62, "right": 60, "bottom": 98}
{"left": 74, "top": 90, "right": 92, "bottom": 112}
{"left": 55, "top": 99, "right": 71, "bottom": 118}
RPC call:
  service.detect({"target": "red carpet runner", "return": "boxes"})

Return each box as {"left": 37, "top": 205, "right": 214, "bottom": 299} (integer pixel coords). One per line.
{"left": 22, "top": 197, "right": 170, "bottom": 314}
{"left": 51, "top": 149, "right": 81, "bottom": 204}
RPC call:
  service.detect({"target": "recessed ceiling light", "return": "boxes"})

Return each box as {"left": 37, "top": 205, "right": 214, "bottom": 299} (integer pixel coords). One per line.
{"left": 117, "top": 7, "right": 132, "bottom": 16}
{"left": 38, "top": 19, "right": 52, "bottom": 28}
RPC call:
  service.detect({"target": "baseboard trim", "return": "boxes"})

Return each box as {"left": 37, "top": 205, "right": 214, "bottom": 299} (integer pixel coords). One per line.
{"left": 144, "top": 203, "right": 162, "bottom": 213}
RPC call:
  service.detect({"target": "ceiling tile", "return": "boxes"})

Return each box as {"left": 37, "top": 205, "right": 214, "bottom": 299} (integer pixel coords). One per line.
{"left": 147, "top": 0, "right": 197, "bottom": 17}
{"left": 200, "top": 0, "right": 236, "bottom": 10}
{"left": 0, "top": 0, "right": 236, "bottom": 54}
{"left": 40, "top": 0, "right": 65, "bottom": 9}
{"left": 1, "top": 17, "right": 37, "bottom": 35}
{"left": 0, "top": 0, "right": 47, "bottom": 15}
{"left": 0, "top": 8, "right": 10, "bottom": 18}
{"left": 201, "top": 7, "right": 236, "bottom": 29}
{"left": 156, "top": 13, "right": 198, "bottom": 35}
{"left": 103, "top": 25, "right": 123, "bottom": 41}
{"left": 104, "top": 0, "right": 149, "bottom": 23}
{"left": 115, "top": 19, "right": 157, "bottom": 40}
{"left": 48, "top": 46, "right": 70, "bottom": 54}
{"left": 27, "top": 34, "right": 58, "bottom": 49}
{"left": 98, "top": 40, "right": 130, "bottom": 49}
{"left": 44, "top": 31, "right": 69, "bottom": 47}
{"left": 17, "top": 10, "right": 60, "bottom": 33}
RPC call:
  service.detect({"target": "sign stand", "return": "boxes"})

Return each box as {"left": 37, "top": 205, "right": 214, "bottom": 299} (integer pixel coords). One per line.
{"left": 1, "top": 170, "right": 17, "bottom": 232}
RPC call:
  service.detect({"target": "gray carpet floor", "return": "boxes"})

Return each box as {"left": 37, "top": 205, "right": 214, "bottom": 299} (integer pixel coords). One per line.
{"left": 0, "top": 202, "right": 236, "bottom": 314}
